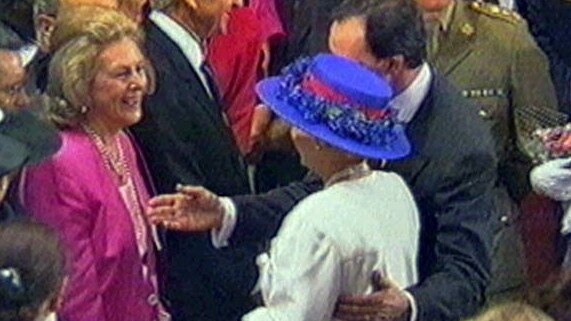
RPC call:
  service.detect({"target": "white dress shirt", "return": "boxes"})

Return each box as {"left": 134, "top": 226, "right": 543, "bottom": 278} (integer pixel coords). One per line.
{"left": 148, "top": 10, "right": 213, "bottom": 98}
{"left": 243, "top": 171, "right": 420, "bottom": 321}
{"left": 388, "top": 63, "right": 432, "bottom": 124}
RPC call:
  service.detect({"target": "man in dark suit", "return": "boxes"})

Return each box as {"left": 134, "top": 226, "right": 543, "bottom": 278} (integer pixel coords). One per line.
{"left": 147, "top": 0, "right": 498, "bottom": 320}
{"left": 130, "top": 1, "right": 259, "bottom": 320}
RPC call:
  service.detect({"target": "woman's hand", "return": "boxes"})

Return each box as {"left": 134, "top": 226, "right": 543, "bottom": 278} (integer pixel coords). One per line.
{"left": 146, "top": 185, "right": 224, "bottom": 232}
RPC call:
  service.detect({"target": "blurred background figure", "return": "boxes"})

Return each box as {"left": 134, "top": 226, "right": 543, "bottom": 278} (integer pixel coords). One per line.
{"left": 207, "top": 3, "right": 286, "bottom": 160}
{"left": 0, "top": 0, "right": 36, "bottom": 65}
{"left": 469, "top": 302, "right": 554, "bottom": 321}
{"left": 207, "top": 8, "right": 267, "bottom": 158}
{"left": 0, "top": 219, "right": 66, "bottom": 321}
{"left": 0, "top": 48, "right": 29, "bottom": 112}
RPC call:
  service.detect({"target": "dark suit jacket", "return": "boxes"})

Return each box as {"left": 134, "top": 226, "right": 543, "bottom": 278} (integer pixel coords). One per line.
{"left": 517, "top": 0, "right": 571, "bottom": 115}
{"left": 271, "top": 0, "right": 341, "bottom": 73}
{"left": 131, "top": 20, "right": 257, "bottom": 321}
{"left": 230, "top": 71, "right": 498, "bottom": 321}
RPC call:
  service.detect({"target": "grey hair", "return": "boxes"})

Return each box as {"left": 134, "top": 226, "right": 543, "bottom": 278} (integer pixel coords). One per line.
{"left": 153, "top": 0, "right": 176, "bottom": 10}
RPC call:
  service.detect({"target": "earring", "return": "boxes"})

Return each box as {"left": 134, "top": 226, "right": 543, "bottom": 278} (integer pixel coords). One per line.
{"left": 80, "top": 105, "right": 89, "bottom": 115}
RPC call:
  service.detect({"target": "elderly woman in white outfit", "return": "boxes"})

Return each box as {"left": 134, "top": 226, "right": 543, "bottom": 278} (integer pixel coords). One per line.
{"left": 148, "top": 54, "right": 420, "bottom": 321}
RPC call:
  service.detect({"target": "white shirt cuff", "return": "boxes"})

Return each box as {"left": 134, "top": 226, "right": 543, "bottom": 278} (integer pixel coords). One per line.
{"left": 402, "top": 290, "right": 418, "bottom": 321}
{"left": 210, "top": 197, "right": 237, "bottom": 248}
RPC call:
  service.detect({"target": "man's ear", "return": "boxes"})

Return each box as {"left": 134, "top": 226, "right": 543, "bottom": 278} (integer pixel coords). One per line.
{"left": 36, "top": 13, "right": 56, "bottom": 35}
{"left": 183, "top": 0, "right": 199, "bottom": 10}
{"left": 383, "top": 55, "right": 405, "bottom": 73}
{"left": 35, "top": 13, "right": 56, "bottom": 51}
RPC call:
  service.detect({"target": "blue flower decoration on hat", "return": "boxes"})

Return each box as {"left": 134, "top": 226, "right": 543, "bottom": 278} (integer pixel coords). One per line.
{"left": 256, "top": 54, "right": 410, "bottom": 160}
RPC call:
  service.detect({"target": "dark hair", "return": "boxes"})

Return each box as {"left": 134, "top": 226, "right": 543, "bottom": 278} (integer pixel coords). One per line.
{"left": 0, "top": 32, "right": 26, "bottom": 50}
{"left": 0, "top": 219, "right": 66, "bottom": 321}
{"left": 332, "top": 0, "right": 426, "bottom": 68}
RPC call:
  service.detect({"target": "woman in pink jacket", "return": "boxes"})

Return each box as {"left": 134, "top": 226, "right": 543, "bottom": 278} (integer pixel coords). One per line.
{"left": 19, "top": 12, "right": 169, "bottom": 321}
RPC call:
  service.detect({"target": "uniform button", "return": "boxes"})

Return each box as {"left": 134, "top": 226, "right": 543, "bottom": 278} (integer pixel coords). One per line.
{"left": 148, "top": 294, "right": 159, "bottom": 306}
{"left": 500, "top": 215, "right": 509, "bottom": 223}
{"left": 478, "top": 109, "right": 489, "bottom": 118}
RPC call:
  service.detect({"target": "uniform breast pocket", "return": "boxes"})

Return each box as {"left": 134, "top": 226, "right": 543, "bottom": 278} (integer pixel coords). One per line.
{"left": 461, "top": 88, "right": 508, "bottom": 121}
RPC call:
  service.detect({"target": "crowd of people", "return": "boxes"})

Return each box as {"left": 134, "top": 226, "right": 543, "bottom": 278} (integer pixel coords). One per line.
{"left": 0, "top": 0, "right": 571, "bottom": 320}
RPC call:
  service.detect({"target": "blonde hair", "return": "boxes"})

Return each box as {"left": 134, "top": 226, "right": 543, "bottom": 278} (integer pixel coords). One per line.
{"left": 46, "top": 7, "right": 155, "bottom": 128}
{"left": 471, "top": 303, "right": 554, "bottom": 321}
{"left": 60, "top": 0, "right": 118, "bottom": 10}
{"left": 50, "top": 5, "right": 136, "bottom": 51}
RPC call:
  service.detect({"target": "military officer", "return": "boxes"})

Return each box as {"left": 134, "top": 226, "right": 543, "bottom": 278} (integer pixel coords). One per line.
{"left": 421, "top": 0, "right": 558, "bottom": 303}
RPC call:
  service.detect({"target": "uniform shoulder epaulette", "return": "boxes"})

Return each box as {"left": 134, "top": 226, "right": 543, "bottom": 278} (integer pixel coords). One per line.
{"left": 468, "top": 1, "right": 523, "bottom": 24}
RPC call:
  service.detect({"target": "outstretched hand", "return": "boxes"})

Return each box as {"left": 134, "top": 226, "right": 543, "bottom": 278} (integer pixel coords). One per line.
{"left": 146, "top": 185, "right": 224, "bottom": 232}
{"left": 334, "top": 271, "right": 411, "bottom": 321}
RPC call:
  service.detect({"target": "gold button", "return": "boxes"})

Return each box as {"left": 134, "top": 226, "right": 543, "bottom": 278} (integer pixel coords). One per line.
{"left": 491, "top": 6, "right": 501, "bottom": 13}
{"left": 479, "top": 109, "right": 489, "bottom": 118}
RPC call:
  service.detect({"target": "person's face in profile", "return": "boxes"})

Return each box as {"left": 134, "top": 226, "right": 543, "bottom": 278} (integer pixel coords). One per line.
{"left": 185, "top": 0, "right": 240, "bottom": 38}
{"left": 0, "top": 51, "right": 29, "bottom": 111}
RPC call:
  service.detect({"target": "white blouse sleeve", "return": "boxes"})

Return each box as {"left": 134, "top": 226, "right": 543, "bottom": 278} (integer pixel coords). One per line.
{"left": 243, "top": 222, "right": 343, "bottom": 321}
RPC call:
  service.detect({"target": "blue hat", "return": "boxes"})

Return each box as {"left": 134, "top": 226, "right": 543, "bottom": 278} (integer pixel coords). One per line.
{"left": 256, "top": 54, "right": 410, "bottom": 160}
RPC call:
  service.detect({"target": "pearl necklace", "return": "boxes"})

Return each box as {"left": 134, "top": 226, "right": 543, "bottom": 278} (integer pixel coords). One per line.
{"left": 325, "top": 162, "right": 372, "bottom": 188}
{"left": 82, "top": 124, "right": 130, "bottom": 185}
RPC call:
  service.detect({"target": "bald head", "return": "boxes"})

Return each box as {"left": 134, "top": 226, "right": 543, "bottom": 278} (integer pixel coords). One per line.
{"left": 0, "top": 50, "right": 28, "bottom": 111}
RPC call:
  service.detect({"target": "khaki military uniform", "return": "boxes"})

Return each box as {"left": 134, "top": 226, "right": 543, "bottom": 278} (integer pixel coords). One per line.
{"left": 428, "top": 0, "right": 558, "bottom": 302}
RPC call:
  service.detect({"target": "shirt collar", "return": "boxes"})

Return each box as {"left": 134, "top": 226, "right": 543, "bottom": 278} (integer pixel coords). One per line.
{"left": 149, "top": 10, "right": 205, "bottom": 72}
{"left": 389, "top": 63, "right": 432, "bottom": 123}
{"left": 440, "top": 2, "right": 456, "bottom": 33}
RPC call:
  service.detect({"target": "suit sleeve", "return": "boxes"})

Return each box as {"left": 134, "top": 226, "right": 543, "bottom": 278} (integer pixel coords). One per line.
{"left": 407, "top": 151, "right": 496, "bottom": 321}
{"left": 229, "top": 174, "right": 322, "bottom": 246}
{"left": 22, "top": 164, "right": 107, "bottom": 321}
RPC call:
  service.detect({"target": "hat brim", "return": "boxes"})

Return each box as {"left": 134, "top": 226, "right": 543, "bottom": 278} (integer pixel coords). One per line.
{"left": 0, "top": 134, "right": 29, "bottom": 176}
{"left": 257, "top": 78, "right": 411, "bottom": 160}
{"left": 0, "top": 110, "right": 61, "bottom": 167}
